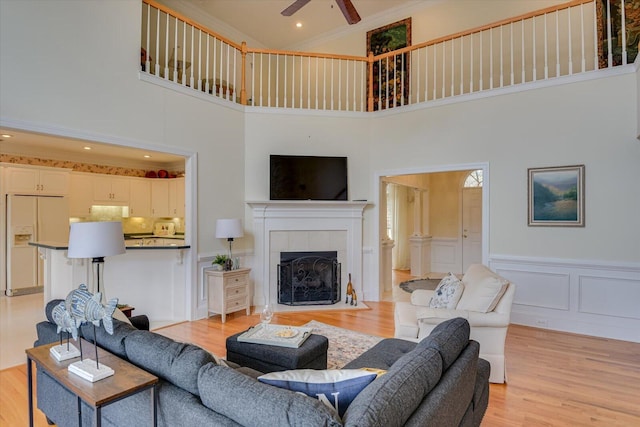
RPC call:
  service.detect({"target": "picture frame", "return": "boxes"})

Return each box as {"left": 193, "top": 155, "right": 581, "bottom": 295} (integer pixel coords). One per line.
{"left": 367, "top": 18, "right": 411, "bottom": 111}
{"left": 528, "top": 165, "right": 585, "bottom": 227}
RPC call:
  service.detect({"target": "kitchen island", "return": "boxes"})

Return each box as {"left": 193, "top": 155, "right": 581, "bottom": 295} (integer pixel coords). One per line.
{"left": 30, "top": 241, "right": 190, "bottom": 329}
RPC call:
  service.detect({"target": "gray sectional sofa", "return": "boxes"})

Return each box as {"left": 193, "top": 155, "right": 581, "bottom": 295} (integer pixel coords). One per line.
{"left": 34, "top": 300, "right": 489, "bottom": 426}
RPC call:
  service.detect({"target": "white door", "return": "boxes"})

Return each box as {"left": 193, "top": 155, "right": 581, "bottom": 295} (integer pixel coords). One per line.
{"left": 462, "top": 188, "right": 482, "bottom": 272}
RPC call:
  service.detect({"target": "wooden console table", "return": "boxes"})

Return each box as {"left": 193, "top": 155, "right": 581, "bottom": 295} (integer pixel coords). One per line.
{"left": 26, "top": 339, "right": 158, "bottom": 427}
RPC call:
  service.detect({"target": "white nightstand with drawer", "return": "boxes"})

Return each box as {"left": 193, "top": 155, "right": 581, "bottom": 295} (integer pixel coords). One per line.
{"left": 206, "top": 268, "right": 251, "bottom": 323}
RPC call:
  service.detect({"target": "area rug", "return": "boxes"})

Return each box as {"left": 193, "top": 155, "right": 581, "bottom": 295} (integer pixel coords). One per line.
{"left": 399, "top": 278, "right": 441, "bottom": 293}
{"left": 302, "top": 320, "right": 383, "bottom": 369}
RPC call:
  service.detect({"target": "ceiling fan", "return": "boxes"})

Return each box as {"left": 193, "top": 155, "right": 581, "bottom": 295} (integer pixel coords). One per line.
{"left": 281, "top": 0, "right": 361, "bottom": 25}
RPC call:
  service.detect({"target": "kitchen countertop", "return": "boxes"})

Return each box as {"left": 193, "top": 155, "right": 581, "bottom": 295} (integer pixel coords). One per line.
{"left": 29, "top": 241, "right": 190, "bottom": 250}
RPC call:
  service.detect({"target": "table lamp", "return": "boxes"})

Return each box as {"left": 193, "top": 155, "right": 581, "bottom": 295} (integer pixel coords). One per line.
{"left": 215, "top": 218, "right": 243, "bottom": 270}
{"left": 67, "top": 221, "right": 126, "bottom": 300}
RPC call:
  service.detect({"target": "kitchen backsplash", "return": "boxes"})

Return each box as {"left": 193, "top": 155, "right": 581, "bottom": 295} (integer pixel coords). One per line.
{"left": 70, "top": 206, "right": 184, "bottom": 235}
{"left": 0, "top": 154, "right": 184, "bottom": 177}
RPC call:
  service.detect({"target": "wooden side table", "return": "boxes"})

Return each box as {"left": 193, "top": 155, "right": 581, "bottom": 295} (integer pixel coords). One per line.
{"left": 206, "top": 268, "right": 251, "bottom": 323}
{"left": 26, "top": 339, "right": 158, "bottom": 427}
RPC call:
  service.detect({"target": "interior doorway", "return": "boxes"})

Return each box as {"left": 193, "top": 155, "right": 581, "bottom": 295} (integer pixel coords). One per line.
{"left": 376, "top": 163, "right": 489, "bottom": 301}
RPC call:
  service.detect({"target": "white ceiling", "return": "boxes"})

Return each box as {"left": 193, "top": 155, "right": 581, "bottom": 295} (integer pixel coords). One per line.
{"left": 0, "top": 129, "right": 186, "bottom": 169}
{"left": 162, "top": 0, "right": 420, "bottom": 50}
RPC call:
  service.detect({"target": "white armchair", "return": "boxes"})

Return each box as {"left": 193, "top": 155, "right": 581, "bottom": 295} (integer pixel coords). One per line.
{"left": 394, "top": 264, "right": 516, "bottom": 384}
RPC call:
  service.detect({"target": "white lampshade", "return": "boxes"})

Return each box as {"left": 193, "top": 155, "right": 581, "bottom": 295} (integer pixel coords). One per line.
{"left": 215, "top": 219, "right": 244, "bottom": 239}
{"left": 67, "top": 221, "right": 126, "bottom": 259}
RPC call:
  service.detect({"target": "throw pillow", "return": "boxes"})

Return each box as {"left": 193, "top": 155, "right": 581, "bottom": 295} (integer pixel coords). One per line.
{"left": 428, "top": 273, "right": 464, "bottom": 309}
{"left": 198, "top": 364, "right": 342, "bottom": 427}
{"left": 258, "top": 369, "right": 379, "bottom": 417}
{"left": 456, "top": 264, "right": 509, "bottom": 313}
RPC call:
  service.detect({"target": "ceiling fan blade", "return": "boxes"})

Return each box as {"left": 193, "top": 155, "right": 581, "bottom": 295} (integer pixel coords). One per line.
{"left": 336, "top": 0, "right": 361, "bottom": 24}
{"left": 281, "top": 0, "right": 312, "bottom": 16}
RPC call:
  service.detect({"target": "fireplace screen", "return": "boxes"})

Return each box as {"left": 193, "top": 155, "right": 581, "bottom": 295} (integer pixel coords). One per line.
{"left": 278, "top": 251, "right": 341, "bottom": 305}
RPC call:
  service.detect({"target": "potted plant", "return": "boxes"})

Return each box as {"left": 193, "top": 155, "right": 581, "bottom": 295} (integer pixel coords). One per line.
{"left": 212, "top": 254, "right": 229, "bottom": 271}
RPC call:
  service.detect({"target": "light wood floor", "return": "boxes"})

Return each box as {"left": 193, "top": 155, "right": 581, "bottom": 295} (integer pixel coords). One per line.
{"left": 2, "top": 285, "right": 639, "bottom": 425}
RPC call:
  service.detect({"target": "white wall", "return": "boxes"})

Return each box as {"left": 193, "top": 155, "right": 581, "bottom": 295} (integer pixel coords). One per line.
{"left": 0, "top": 0, "right": 246, "bottom": 257}
{"left": 2, "top": 0, "right": 639, "bottom": 340}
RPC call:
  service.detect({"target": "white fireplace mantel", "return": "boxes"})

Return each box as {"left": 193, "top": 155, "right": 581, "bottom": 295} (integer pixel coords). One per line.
{"left": 247, "top": 200, "right": 370, "bottom": 309}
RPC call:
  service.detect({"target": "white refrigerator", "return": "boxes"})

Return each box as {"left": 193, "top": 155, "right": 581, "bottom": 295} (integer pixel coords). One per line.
{"left": 5, "top": 195, "right": 69, "bottom": 296}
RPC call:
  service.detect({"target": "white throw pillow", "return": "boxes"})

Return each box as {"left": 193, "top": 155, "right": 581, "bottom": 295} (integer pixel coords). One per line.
{"left": 428, "top": 273, "right": 464, "bottom": 309}
{"left": 456, "top": 264, "right": 509, "bottom": 313}
{"left": 258, "top": 369, "right": 379, "bottom": 417}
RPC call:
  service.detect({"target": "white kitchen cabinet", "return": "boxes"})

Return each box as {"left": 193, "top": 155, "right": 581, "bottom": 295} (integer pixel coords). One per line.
{"left": 206, "top": 268, "right": 251, "bottom": 323}
{"left": 4, "top": 166, "right": 69, "bottom": 196}
{"left": 68, "top": 172, "right": 94, "bottom": 216}
{"left": 93, "top": 175, "right": 130, "bottom": 204}
{"left": 168, "top": 177, "right": 185, "bottom": 217}
{"left": 129, "top": 178, "right": 151, "bottom": 217}
{"left": 150, "top": 180, "right": 170, "bottom": 217}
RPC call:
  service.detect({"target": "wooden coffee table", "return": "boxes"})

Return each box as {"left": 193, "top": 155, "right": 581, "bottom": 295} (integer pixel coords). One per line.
{"left": 26, "top": 339, "right": 158, "bottom": 427}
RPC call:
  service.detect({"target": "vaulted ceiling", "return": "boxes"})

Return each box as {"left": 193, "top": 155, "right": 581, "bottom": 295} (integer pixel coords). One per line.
{"left": 158, "top": 0, "right": 421, "bottom": 49}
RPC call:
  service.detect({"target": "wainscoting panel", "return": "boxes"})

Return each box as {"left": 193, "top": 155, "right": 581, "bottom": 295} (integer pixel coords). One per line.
{"left": 499, "top": 269, "right": 570, "bottom": 311}
{"left": 490, "top": 255, "right": 640, "bottom": 343}
{"left": 431, "top": 238, "right": 461, "bottom": 274}
{"left": 578, "top": 275, "right": 640, "bottom": 320}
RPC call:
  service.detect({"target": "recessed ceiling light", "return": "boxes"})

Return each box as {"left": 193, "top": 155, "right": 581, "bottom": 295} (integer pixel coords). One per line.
{"left": 83, "top": 146, "right": 92, "bottom": 150}
{"left": 296, "top": 22, "right": 302, "bottom": 28}
{"left": 1, "top": 134, "right": 12, "bottom": 138}
{"left": 144, "top": 155, "right": 151, "bottom": 158}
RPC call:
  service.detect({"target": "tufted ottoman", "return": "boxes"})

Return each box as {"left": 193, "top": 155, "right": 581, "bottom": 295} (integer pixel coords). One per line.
{"left": 225, "top": 330, "right": 328, "bottom": 373}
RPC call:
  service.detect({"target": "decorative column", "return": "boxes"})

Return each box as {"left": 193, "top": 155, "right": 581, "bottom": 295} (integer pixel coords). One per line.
{"left": 379, "top": 180, "right": 395, "bottom": 292}
{"left": 410, "top": 189, "right": 432, "bottom": 277}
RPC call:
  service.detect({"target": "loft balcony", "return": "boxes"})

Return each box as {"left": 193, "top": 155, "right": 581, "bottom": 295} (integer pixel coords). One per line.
{"left": 140, "top": 0, "right": 638, "bottom": 112}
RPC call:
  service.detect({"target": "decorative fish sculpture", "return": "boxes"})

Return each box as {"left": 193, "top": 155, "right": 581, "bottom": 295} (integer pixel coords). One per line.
{"left": 65, "top": 284, "right": 94, "bottom": 326}
{"left": 84, "top": 297, "right": 118, "bottom": 335}
{"left": 51, "top": 301, "right": 79, "bottom": 340}
{"left": 65, "top": 284, "right": 117, "bottom": 334}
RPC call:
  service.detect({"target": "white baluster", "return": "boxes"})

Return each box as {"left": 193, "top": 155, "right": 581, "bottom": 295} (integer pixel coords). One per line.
{"left": 432, "top": 44, "right": 436, "bottom": 100}
{"left": 620, "top": 0, "right": 627, "bottom": 65}
{"left": 532, "top": 16, "right": 537, "bottom": 81}
{"left": 593, "top": 0, "right": 599, "bottom": 69}
{"left": 460, "top": 36, "right": 464, "bottom": 94}
{"left": 544, "top": 13, "right": 548, "bottom": 79}
{"left": 556, "top": 11, "right": 561, "bottom": 77}
{"left": 500, "top": 25, "right": 504, "bottom": 87}
{"left": 489, "top": 28, "right": 493, "bottom": 89}
{"left": 155, "top": 10, "right": 160, "bottom": 76}
{"left": 567, "top": 7, "right": 573, "bottom": 75}
{"left": 205, "top": 36, "right": 210, "bottom": 94}
{"left": 307, "top": 56, "right": 311, "bottom": 109}
{"left": 479, "top": 31, "right": 483, "bottom": 91}
{"left": 470, "top": 34, "right": 474, "bottom": 93}
{"left": 450, "top": 38, "right": 454, "bottom": 96}
{"left": 268, "top": 54, "right": 272, "bottom": 107}
{"left": 510, "top": 22, "right": 514, "bottom": 85}
{"left": 606, "top": 0, "right": 612, "bottom": 67}
{"left": 521, "top": 19, "right": 525, "bottom": 83}
{"left": 580, "top": 3, "right": 586, "bottom": 72}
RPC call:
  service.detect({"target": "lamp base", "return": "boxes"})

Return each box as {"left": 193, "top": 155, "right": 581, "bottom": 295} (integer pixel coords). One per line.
{"left": 50, "top": 344, "right": 81, "bottom": 361}
{"left": 68, "top": 359, "right": 114, "bottom": 382}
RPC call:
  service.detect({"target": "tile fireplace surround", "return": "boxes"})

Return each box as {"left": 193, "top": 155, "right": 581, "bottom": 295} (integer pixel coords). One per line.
{"left": 247, "top": 201, "right": 369, "bottom": 311}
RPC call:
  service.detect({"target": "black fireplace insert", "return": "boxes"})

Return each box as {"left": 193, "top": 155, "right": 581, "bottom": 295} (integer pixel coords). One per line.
{"left": 278, "top": 251, "right": 341, "bottom": 305}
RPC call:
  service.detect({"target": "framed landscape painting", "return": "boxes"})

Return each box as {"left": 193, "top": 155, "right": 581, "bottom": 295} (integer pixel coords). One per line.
{"left": 528, "top": 165, "right": 585, "bottom": 227}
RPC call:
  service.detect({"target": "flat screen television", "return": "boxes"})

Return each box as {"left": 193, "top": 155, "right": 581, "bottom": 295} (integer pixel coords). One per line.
{"left": 270, "top": 155, "right": 348, "bottom": 201}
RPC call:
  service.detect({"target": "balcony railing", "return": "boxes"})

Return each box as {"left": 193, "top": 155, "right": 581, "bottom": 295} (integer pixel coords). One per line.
{"left": 141, "top": 0, "right": 636, "bottom": 112}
